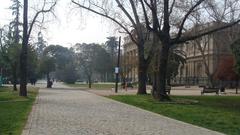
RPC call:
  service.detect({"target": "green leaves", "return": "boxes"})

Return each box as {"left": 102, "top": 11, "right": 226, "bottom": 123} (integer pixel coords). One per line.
{"left": 40, "top": 45, "right": 78, "bottom": 83}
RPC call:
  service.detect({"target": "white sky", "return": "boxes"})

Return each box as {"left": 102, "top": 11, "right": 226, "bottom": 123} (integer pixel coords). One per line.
{"left": 0, "top": 0, "right": 118, "bottom": 47}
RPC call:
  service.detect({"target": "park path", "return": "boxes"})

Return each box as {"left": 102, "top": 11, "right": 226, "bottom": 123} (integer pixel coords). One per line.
{"left": 22, "top": 83, "right": 224, "bottom": 135}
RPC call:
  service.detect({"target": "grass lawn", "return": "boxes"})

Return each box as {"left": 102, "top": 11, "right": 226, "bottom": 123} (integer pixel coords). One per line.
{"left": 66, "top": 83, "right": 119, "bottom": 90}
{"left": 109, "top": 95, "right": 240, "bottom": 135}
{"left": 0, "top": 86, "right": 38, "bottom": 135}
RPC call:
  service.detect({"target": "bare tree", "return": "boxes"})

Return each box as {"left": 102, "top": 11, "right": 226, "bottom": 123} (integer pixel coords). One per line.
{"left": 187, "top": 0, "right": 240, "bottom": 87}
{"left": 71, "top": 0, "right": 240, "bottom": 100}
{"left": 20, "top": 0, "right": 57, "bottom": 96}
{"left": 138, "top": 0, "right": 240, "bottom": 100}
{"left": 71, "top": 0, "right": 156, "bottom": 94}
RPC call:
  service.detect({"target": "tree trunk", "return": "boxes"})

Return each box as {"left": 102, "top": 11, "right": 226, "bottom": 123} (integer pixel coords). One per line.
{"left": 88, "top": 76, "right": 92, "bottom": 88}
{"left": 137, "top": 56, "right": 147, "bottom": 95}
{"left": 19, "top": 0, "right": 28, "bottom": 97}
{"left": 12, "top": 63, "right": 17, "bottom": 91}
{"left": 236, "top": 79, "right": 239, "bottom": 94}
{"left": 47, "top": 73, "right": 51, "bottom": 88}
{"left": 151, "top": 71, "right": 157, "bottom": 96}
{"left": 136, "top": 41, "right": 148, "bottom": 95}
{"left": 153, "top": 43, "right": 170, "bottom": 101}
{"left": 152, "top": 52, "right": 159, "bottom": 97}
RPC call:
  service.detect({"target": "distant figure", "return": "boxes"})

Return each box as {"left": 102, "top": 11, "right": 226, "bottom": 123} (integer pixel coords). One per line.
{"left": 47, "top": 80, "right": 53, "bottom": 88}
{"left": 33, "top": 78, "right": 37, "bottom": 86}
{"left": 30, "top": 78, "right": 34, "bottom": 85}
{"left": 30, "top": 77, "right": 37, "bottom": 86}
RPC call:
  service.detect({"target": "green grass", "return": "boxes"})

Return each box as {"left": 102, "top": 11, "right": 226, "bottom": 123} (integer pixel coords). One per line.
{"left": 108, "top": 95, "right": 240, "bottom": 135}
{"left": 66, "top": 83, "right": 120, "bottom": 90}
{"left": 0, "top": 86, "right": 38, "bottom": 135}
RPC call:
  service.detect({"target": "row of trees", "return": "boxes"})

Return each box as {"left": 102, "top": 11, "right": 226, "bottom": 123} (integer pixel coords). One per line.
{"left": 0, "top": 0, "right": 57, "bottom": 96}
{"left": 0, "top": 1, "right": 120, "bottom": 93}
{"left": 38, "top": 40, "right": 121, "bottom": 88}
{"left": 1, "top": 18, "right": 120, "bottom": 90}
{"left": 2, "top": 0, "right": 240, "bottom": 101}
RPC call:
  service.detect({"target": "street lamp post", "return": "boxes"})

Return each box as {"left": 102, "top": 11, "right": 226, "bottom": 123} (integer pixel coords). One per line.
{"left": 115, "top": 37, "right": 121, "bottom": 93}
{"left": 0, "top": 68, "right": 2, "bottom": 86}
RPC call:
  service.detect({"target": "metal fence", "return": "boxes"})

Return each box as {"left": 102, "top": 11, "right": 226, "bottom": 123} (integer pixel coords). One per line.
{"left": 171, "top": 77, "right": 240, "bottom": 88}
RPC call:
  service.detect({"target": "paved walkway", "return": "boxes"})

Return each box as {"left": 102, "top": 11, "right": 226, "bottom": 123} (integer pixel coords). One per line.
{"left": 22, "top": 83, "right": 224, "bottom": 135}
{"left": 88, "top": 86, "right": 240, "bottom": 96}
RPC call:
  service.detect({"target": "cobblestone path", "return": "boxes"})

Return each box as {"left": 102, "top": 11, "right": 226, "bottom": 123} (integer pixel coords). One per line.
{"left": 22, "top": 86, "right": 223, "bottom": 135}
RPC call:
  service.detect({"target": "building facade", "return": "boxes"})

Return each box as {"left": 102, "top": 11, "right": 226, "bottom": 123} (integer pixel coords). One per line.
{"left": 123, "top": 22, "right": 240, "bottom": 85}
{"left": 122, "top": 36, "right": 138, "bottom": 82}
{"left": 174, "top": 22, "right": 240, "bottom": 85}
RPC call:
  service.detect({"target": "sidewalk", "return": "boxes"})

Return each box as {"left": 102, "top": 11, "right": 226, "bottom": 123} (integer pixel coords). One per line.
{"left": 22, "top": 83, "right": 223, "bottom": 135}
{"left": 87, "top": 85, "right": 240, "bottom": 96}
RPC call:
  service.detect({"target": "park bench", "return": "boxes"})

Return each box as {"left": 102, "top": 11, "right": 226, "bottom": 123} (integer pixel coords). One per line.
{"left": 198, "top": 84, "right": 205, "bottom": 88}
{"left": 121, "top": 82, "right": 133, "bottom": 88}
{"left": 126, "top": 82, "right": 133, "bottom": 88}
{"left": 166, "top": 85, "right": 171, "bottom": 95}
{"left": 201, "top": 86, "right": 219, "bottom": 95}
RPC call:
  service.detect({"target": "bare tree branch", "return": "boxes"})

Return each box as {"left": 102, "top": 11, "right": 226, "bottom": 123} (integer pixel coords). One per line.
{"left": 139, "top": 0, "right": 152, "bottom": 31}
{"left": 175, "top": 0, "right": 206, "bottom": 41}
{"left": 115, "top": 0, "right": 137, "bottom": 27}
{"left": 27, "top": 1, "right": 57, "bottom": 40}
{"left": 71, "top": 0, "right": 138, "bottom": 45}
{"left": 169, "top": 0, "right": 176, "bottom": 15}
{"left": 163, "top": 0, "right": 170, "bottom": 33}
{"left": 174, "top": 20, "right": 240, "bottom": 44}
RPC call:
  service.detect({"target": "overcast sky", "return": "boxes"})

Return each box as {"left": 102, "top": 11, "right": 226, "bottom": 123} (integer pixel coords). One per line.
{"left": 0, "top": 0, "right": 117, "bottom": 47}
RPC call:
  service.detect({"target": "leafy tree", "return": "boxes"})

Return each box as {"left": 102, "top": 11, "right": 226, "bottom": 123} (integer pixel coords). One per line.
{"left": 6, "top": 43, "right": 21, "bottom": 91}
{"left": 0, "top": 25, "right": 37, "bottom": 90}
{"left": 0, "top": 0, "right": 23, "bottom": 91}
{"left": 35, "top": 32, "right": 47, "bottom": 56}
{"left": 75, "top": 43, "right": 111, "bottom": 88}
{"left": 28, "top": 45, "right": 38, "bottom": 84}
{"left": 60, "top": 63, "right": 78, "bottom": 84}
{"left": 105, "top": 37, "right": 118, "bottom": 58}
{"left": 39, "top": 55, "right": 55, "bottom": 88}
{"left": 0, "top": 25, "right": 21, "bottom": 91}
{"left": 40, "top": 45, "right": 78, "bottom": 85}
{"left": 9, "top": 0, "right": 21, "bottom": 44}
{"left": 43, "top": 45, "right": 72, "bottom": 69}
{"left": 105, "top": 37, "right": 118, "bottom": 81}
{"left": 94, "top": 45, "right": 112, "bottom": 81}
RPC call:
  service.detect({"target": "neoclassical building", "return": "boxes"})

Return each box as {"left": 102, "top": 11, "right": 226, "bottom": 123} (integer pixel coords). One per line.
{"left": 122, "top": 36, "right": 138, "bottom": 82}
{"left": 122, "top": 26, "right": 152, "bottom": 83}
{"left": 123, "top": 22, "right": 240, "bottom": 85}
{"left": 174, "top": 22, "right": 240, "bottom": 85}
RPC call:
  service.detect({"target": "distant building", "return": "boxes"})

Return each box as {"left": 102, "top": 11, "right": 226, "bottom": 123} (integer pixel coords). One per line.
{"left": 123, "top": 22, "right": 240, "bottom": 85}
{"left": 174, "top": 22, "right": 240, "bottom": 85}
{"left": 122, "top": 25, "right": 152, "bottom": 83}
{"left": 122, "top": 36, "right": 138, "bottom": 82}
